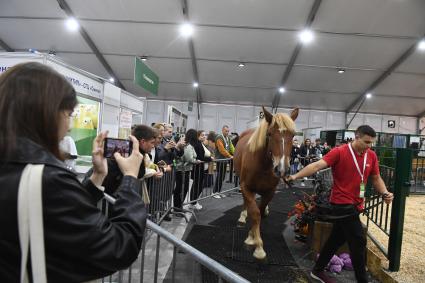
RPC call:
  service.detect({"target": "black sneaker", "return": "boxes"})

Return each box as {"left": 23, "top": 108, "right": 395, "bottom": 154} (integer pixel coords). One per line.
{"left": 310, "top": 270, "right": 336, "bottom": 283}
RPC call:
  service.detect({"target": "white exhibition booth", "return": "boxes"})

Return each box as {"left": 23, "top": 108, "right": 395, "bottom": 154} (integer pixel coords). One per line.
{"left": 0, "top": 52, "right": 145, "bottom": 173}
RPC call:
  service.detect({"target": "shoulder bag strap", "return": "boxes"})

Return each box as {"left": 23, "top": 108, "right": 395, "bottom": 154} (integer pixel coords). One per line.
{"left": 18, "top": 164, "right": 46, "bottom": 283}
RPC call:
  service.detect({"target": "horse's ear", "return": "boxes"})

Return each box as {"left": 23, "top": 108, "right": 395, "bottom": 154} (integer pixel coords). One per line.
{"left": 290, "top": 108, "right": 299, "bottom": 121}
{"left": 262, "top": 106, "right": 273, "bottom": 124}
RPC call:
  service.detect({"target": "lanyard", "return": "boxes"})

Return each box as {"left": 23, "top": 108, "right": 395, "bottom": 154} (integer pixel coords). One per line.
{"left": 348, "top": 143, "right": 367, "bottom": 183}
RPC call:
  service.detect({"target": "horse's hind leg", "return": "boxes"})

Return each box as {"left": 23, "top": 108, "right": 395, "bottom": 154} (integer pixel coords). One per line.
{"left": 243, "top": 190, "right": 266, "bottom": 259}
{"left": 259, "top": 189, "right": 275, "bottom": 218}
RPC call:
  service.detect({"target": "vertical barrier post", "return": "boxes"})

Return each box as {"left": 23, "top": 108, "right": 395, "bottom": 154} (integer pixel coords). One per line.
{"left": 388, "top": 148, "right": 412, "bottom": 271}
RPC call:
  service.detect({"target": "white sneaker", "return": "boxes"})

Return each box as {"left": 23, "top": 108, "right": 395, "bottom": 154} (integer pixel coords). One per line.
{"left": 194, "top": 202, "right": 203, "bottom": 210}
{"left": 212, "top": 194, "right": 221, "bottom": 199}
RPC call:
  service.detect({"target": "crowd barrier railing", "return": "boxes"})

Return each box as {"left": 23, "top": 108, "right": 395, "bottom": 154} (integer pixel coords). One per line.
{"left": 99, "top": 201, "right": 250, "bottom": 283}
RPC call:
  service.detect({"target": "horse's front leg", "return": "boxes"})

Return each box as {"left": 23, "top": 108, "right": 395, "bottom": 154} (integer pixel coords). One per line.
{"left": 238, "top": 183, "right": 248, "bottom": 225}
{"left": 259, "top": 189, "right": 275, "bottom": 218}
{"left": 244, "top": 190, "right": 266, "bottom": 260}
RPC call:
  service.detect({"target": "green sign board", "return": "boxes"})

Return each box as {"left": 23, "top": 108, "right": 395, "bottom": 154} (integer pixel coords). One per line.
{"left": 134, "top": 57, "right": 159, "bottom": 95}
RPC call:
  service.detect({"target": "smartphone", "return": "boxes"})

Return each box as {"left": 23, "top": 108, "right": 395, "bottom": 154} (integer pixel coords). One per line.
{"left": 173, "top": 134, "right": 180, "bottom": 143}
{"left": 104, "top": 138, "right": 133, "bottom": 158}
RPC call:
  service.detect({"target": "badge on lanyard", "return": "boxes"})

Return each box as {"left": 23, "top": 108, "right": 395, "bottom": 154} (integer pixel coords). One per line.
{"left": 348, "top": 143, "right": 367, "bottom": 199}
{"left": 360, "top": 182, "right": 365, "bottom": 198}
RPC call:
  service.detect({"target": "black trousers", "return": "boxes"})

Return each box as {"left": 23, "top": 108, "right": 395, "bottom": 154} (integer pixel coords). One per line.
{"left": 213, "top": 162, "right": 227, "bottom": 193}
{"left": 190, "top": 164, "right": 205, "bottom": 201}
{"left": 314, "top": 213, "right": 367, "bottom": 283}
{"left": 173, "top": 171, "right": 190, "bottom": 209}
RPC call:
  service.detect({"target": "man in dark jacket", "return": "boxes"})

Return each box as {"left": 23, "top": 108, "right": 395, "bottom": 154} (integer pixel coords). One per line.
{"left": 86, "top": 124, "right": 157, "bottom": 193}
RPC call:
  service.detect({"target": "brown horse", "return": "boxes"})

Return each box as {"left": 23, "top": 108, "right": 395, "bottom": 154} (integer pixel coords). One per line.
{"left": 233, "top": 106, "right": 298, "bottom": 260}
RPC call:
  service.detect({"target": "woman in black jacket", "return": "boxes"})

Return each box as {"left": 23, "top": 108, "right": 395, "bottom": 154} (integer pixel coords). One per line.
{"left": 0, "top": 62, "right": 146, "bottom": 282}
{"left": 189, "top": 130, "right": 213, "bottom": 210}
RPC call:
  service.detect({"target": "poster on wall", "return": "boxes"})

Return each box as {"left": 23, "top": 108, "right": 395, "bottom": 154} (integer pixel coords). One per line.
{"left": 69, "top": 96, "right": 99, "bottom": 156}
{"left": 118, "top": 109, "right": 132, "bottom": 139}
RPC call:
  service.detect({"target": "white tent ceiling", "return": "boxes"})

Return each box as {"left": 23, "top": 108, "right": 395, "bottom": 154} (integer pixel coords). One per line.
{"left": 1, "top": 0, "right": 424, "bottom": 116}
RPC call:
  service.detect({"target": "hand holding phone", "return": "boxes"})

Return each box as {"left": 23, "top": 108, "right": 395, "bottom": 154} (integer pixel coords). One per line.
{"left": 90, "top": 131, "right": 109, "bottom": 186}
{"left": 113, "top": 135, "right": 143, "bottom": 178}
{"left": 104, "top": 138, "right": 133, "bottom": 158}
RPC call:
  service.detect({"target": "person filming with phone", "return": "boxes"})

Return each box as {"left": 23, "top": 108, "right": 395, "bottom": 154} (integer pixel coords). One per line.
{"left": 0, "top": 62, "right": 146, "bottom": 282}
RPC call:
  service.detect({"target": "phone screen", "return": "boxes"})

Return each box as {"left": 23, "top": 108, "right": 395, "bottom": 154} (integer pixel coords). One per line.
{"left": 173, "top": 134, "right": 180, "bottom": 143}
{"left": 104, "top": 138, "right": 133, "bottom": 158}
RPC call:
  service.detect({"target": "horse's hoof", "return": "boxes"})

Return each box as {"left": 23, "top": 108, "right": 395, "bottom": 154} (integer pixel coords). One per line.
{"left": 244, "top": 237, "right": 255, "bottom": 246}
{"left": 253, "top": 248, "right": 267, "bottom": 260}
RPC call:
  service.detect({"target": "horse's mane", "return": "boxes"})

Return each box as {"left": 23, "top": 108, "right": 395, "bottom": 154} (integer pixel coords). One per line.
{"left": 247, "top": 113, "right": 295, "bottom": 152}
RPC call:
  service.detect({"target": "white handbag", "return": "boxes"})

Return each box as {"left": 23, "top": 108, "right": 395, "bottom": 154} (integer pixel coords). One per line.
{"left": 18, "top": 164, "right": 47, "bottom": 283}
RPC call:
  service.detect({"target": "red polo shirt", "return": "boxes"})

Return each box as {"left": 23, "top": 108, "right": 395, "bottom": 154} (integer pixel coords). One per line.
{"left": 322, "top": 143, "right": 379, "bottom": 210}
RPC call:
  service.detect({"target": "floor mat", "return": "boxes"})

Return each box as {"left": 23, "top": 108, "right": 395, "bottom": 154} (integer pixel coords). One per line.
{"left": 183, "top": 185, "right": 312, "bottom": 282}
{"left": 231, "top": 227, "right": 296, "bottom": 266}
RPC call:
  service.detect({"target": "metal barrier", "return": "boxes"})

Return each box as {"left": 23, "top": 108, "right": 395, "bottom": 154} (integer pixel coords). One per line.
{"left": 409, "top": 148, "right": 425, "bottom": 194}
{"left": 100, "top": 205, "right": 250, "bottom": 283}
{"left": 145, "top": 168, "right": 175, "bottom": 224}
{"left": 181, "top": 158, "right": 239, "bottom": 208}
{"left": 364, "top": 147, "right": 412, "bottom": 271}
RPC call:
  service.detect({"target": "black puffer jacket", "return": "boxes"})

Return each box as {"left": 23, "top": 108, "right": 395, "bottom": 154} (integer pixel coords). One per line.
{"left": 0, "top": 138, "right": 147, "bottom": 282}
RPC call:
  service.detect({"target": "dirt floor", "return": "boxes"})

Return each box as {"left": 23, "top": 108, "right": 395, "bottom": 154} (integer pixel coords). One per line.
{"left": 360, "top": 195, "right": 425, "bottom": 283}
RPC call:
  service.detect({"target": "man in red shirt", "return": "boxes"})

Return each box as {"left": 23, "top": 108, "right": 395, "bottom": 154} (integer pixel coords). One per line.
{"left": 287, "top": 125, "right": 394, "bottom": 283}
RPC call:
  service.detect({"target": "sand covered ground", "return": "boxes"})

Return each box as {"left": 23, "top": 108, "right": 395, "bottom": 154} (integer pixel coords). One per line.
{"left": 361, "top": 195, "right": 425, "bottom": 283}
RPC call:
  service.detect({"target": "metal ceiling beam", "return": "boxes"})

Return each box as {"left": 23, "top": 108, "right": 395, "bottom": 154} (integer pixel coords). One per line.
{"left": 180, "top": 0, "right": 202, "bottom": 120}
{"left": 56, "top": 0, "right": 125, "bottom": 89}
{"left": 0, "top": 38, "right": 14, "bottom": 52}
{"left": 271, "top": 0, "right": 322, "bottom": 112}
{"left": 345, "top": 36, "right": 424, "bottom": 116}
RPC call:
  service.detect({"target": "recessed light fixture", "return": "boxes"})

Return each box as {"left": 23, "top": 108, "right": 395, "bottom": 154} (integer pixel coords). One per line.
{"left": 298, "top": 29, "right": 314, "bottom": 44}
{"left": 366, "top": 93, "right": 372, "bottom": 99}
{"left": 418, "top": 39, "right": 425, "bottom": 51}
{"left": 278, "top": 87, "right": 286, "bottom": 94}
{"left": 180, "top": 23, "right": 194, "bottom": 38}
{"left": 109, "top": 77, "right": 115, "bottom": 83}
{"left": 193, "top": 82, "right": 199, "bottom": 88}
{"left": 140, "top": 56, "right": 147, "bottom": 61}
{"left": 337, "top": 68, "right": 345, "bottom": 74}
{"left": 238, "top": 62, "right": 246, "bottom": 67}
{"left": 65, "top": 17, "right": 79, "bottom": 31}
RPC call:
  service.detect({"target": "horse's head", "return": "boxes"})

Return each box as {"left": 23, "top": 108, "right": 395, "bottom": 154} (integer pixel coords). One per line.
{"left": 262, "top": 106, "right": 298, "bottom": 177}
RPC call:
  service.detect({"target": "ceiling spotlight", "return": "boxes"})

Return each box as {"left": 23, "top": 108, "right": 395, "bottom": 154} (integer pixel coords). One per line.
{"left": 298, "top": 29, "right": 314, "bottom": 44}
{"left": 65, "top": 17, "right": 79, "bottom": 31}
{"left": 418, "top": 39, "right": 425, "bottom": 51}
{"left": 109, "top": 77, "right": 115, "bottom": 83}
{"left": 140, "top": 56, "right": 147, "bottom": 61}
{"left": 193, "top": 82, "right": 199, "bottom": 88}
{"left": 278, "top": 87, "right": 286, "bottom": 94}
{"left": 180, "top": 23, "right": 194, "bottom": 38}
{"left": 366, "top": 93, "right": 372, "bottom": 99}
{"left": 337, "top": 68, "right": 345, "bottom": 74}
{"left": 238, "top": 62, "right": 246, "bottom": 67}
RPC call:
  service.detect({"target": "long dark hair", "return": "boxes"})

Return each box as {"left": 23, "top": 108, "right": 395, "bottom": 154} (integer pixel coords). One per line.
{"left": 0, "top": 62, "right": 77, "bottom": 159}
{"left": 185, "top": 129, "right": 199, "bottom": 147}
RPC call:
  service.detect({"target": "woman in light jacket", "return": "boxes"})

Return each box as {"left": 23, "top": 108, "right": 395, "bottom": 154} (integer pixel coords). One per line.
{"left": 173, "top": 129, "right": 199, "bottom": 211}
